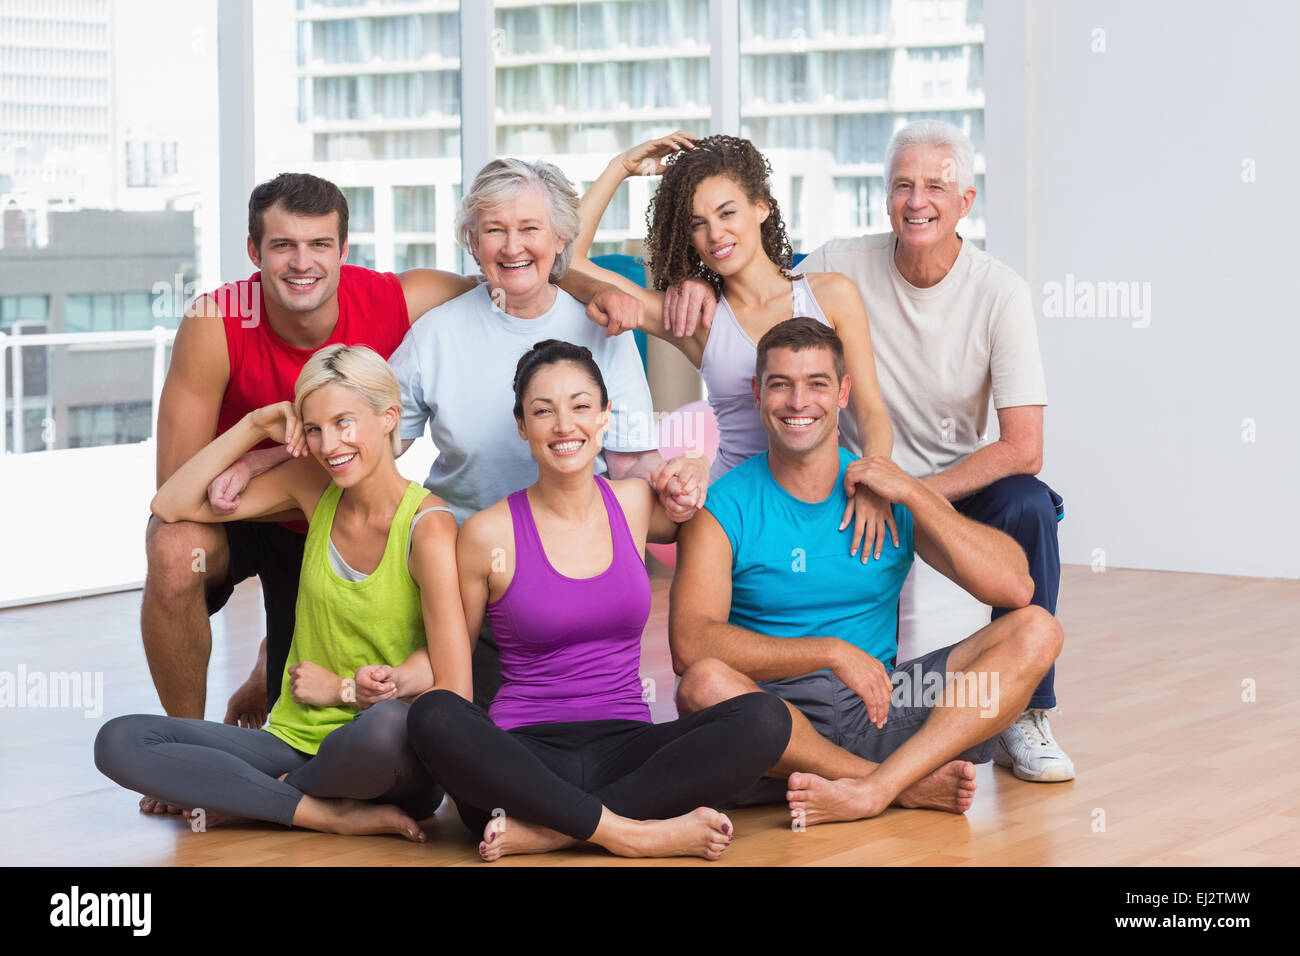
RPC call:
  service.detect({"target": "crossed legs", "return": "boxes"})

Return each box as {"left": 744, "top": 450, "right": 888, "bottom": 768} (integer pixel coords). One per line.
{"left": 94, "top": 700, "right": 435, "bottom": 841}
{"left": 406, "top": 688, "right": 791, "bottom": 861}
{"left": 676, "top": 605, "right": 1063, "bottom": 824}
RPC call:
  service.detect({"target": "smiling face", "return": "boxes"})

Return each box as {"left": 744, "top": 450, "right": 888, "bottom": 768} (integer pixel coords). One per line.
{"left": 752, "top": 344, "right": 850, "bottom": 458}
{"left": 516, "top": 361, "right": 611, "bottom": 476}
{"left": 300, "top": 382, "right": 397, "bottom": 487}
{"left": 688, "top": 174, "right": 769, "bottom": 278}
{"left": 473, "top": 188, "right": 565, "bottom": 306}
{"left": 887, "top": 144, "right": 976, "bottom": 254}
{"left": 248, "top": 201, "right": 348, "bottom": 317}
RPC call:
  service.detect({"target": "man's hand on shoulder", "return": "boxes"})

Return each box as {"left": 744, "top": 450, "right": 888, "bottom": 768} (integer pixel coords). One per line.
{"left": 844, "top": 456, "right": 917, "bottom": 507}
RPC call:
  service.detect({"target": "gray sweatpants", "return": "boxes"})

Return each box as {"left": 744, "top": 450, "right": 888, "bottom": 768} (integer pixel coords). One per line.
{"left": 94, "top": 700, "right": 442, "bottom": 827}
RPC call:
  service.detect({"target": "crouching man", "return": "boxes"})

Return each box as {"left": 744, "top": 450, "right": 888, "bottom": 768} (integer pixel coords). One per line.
{"left": 670, "top": 319, "right": 1063, "bottom": 824}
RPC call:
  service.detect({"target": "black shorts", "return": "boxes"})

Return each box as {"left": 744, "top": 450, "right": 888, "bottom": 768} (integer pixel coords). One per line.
{"left": 204, "top": 520, "right": 306, "bottom": 708}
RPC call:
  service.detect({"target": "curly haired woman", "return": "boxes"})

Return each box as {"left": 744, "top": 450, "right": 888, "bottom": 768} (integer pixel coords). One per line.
{"left": 569, "top": 133, "right": 899, "bottom": 560}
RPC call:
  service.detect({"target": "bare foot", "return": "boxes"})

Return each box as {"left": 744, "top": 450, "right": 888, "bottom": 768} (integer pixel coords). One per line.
{"left": 223, "top": 671, "right": 268, "bottom": 729}
{"left": 787, "top": 772, "right": 888, "bottom": 826}
{"left": 293, "top": 795, "right": 427, "bottom": 843}
{"left": 604, "top": 808, "right": 734, "bottom": 860}
{"left": 138, "top": 796, "right": 182, "bottom": 815}
{"left": 895, "top": 760, "right": 977, "bottom": 814}
{"left": 183, "top": 807, "right": 251, "bottom": 830}
{"left": 479, "top": 814, "right": 575, "bottom": 862}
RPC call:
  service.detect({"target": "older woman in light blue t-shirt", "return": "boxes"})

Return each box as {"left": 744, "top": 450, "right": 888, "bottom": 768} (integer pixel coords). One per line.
{"left": 387, "top": 157, "right": 710, "bottom": 707}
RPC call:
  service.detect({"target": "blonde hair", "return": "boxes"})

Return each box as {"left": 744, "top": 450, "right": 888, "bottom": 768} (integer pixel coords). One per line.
{"left": 294, "top": 344, "right": 403, "bottom": 457}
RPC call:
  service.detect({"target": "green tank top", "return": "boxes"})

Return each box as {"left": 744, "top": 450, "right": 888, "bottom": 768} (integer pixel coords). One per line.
{"left": 264, "top": 480, "right": 429, "bottom": 755}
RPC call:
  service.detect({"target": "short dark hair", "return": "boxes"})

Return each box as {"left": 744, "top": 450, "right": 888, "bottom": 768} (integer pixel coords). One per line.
{"left": 248, "top": 173, "right": 349, "bottom": 250}
{"left": 755, "top": 317, "right": 846, "bottom": 381}
{"left": 512, "top": 339, "right": 610, "bottom": 422}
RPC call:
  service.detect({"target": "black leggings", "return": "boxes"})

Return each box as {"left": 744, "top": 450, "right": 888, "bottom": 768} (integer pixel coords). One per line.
{"left": 94, "top": 700, "right": 442, "bottom": 826}
{"left": 405, "top": 690, "right": 792, "bottom": 840}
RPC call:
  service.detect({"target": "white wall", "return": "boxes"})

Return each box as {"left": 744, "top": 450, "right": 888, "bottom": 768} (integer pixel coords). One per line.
{"left": 984, "top": 0, "right": 1300, "bottom": 579}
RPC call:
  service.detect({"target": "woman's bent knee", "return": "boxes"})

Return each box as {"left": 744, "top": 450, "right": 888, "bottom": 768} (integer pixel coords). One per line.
{"left": 346, "top": 699, "right": 413, "bottom": 755}
{"left": 406, "top": 688, "right": 466, "bottom": 742}
{"left": 735, "top": 691, "right": 793, "bottom": 755}
{"left": 93, "top": 714, "right": 156, "bottom": 783}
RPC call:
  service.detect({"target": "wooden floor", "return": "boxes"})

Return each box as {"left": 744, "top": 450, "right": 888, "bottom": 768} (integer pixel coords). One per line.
{"left": 2, "top": 563, "right": 1298, "bottom": 866}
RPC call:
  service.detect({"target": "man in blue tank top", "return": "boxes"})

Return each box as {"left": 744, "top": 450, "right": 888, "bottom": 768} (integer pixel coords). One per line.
{"left": 670, "top": 318, "right": 1064, "bottom": 824}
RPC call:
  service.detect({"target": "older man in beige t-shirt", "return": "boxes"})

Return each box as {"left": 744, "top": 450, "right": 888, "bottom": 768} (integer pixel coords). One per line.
{"left": 795, "top": 120, "right": 1071, "bottom": 782}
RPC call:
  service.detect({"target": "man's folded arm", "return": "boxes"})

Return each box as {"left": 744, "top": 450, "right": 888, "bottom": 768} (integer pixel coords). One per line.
{"left": 669, "top": 509, "right": 848, "bottom": 679}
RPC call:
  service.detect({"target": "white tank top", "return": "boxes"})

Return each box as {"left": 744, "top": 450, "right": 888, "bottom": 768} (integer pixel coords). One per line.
{"left": 699, "top": 274, "right": 862, "bottom": 482}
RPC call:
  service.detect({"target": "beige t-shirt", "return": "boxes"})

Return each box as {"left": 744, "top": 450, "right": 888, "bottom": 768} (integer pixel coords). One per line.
{"left": 799, "top": 232, "right": 1047, "bottom": 477}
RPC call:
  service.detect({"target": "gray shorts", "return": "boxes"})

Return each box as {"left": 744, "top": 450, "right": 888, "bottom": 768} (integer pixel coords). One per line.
{"left": 759, "top": 641, "right": 1000, "bottom": 766}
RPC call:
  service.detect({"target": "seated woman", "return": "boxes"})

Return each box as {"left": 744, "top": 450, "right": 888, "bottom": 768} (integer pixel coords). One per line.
{"left": 388, "top": 156, "right": 708, "bottom": 708}
{"left": 405, "top": 340, "right": 793, "bottom": 862}
{"left": 570, "top": 133, "right": 899, "bottom": 560}
{"left": 95, "top": 345, "right": 470, "bottom": 841}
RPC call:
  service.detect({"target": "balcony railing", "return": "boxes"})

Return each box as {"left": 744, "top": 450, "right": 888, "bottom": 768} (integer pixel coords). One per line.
{"left": 0, "top": 327, "right": 176, "bottom": 456}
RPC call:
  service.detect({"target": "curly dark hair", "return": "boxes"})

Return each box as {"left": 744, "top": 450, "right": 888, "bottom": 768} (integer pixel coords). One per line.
{"left": 643, "top": 134, "right": 793, "bottom": 295}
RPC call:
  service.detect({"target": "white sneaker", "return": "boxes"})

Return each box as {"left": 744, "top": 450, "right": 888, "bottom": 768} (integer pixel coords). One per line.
{"left": 994, "top": 708, "right": 1076, "bottom": 782}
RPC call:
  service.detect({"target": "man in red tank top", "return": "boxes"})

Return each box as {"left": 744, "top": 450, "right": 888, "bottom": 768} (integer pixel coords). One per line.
{"left": 141, "top": 173, "right": 641, "bottom": 771}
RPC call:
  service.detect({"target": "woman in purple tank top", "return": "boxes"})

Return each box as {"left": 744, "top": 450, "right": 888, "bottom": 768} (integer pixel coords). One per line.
{"left": 406, "top": 340, "right": 792, "bottom": 861}
{"left": 569, "top": 133, "right": 902, "bottom": 562}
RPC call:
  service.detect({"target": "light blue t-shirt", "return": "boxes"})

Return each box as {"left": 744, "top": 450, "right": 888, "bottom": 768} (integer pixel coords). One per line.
{"left": 704, "top": 448, "right": 914, "bottom": 667}
{"left": 388, "top": 283, "right": 658, "bottom": 523}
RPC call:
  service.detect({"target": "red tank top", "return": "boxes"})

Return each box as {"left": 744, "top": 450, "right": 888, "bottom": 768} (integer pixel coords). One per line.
{"left": 207, "top": 265, "right": 411, "bottom": 531}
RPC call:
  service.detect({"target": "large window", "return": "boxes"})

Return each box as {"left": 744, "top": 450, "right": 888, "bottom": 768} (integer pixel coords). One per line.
{"left": 494, "top": 0, "right": 711, "bottom": 254}
{"left": 65, "top": 293, "right": 159, "bottom": 333}
{"left": 257, "top": 1, "right": 463, "bottom": 273}
{"left": 2, "top": 0, "right": 989, "bottom": 461}
{"left": 67, "top": 400, "right": 153, "bottom": 449}
{"left": 740, "top": 0, "right": 987, "bottom": 253}
{"left": 0, "top": 295, "right": 48, "bottom": 333}
{"left": 394, "top": 186, "right": 437, "bottom": 233}
{"left": 0, "top": 0, "right": 211, "bottom": 456}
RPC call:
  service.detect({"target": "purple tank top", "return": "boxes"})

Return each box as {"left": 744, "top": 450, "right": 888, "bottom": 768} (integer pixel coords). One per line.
{"left": 487, "top": 476, "right": 653, "bottom": 730}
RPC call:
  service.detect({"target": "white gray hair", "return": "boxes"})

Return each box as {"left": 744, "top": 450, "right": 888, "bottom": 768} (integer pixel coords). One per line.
{"left": 884, "top": 120, "right": 976, "bottom": 192}
{"left": 455, "top": 158, "right": 581, "bottom": 281}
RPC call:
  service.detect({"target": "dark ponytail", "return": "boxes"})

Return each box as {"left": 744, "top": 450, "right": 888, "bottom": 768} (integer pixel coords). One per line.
{"left": 512, "top": 339, "right": 610, "bottom": 421}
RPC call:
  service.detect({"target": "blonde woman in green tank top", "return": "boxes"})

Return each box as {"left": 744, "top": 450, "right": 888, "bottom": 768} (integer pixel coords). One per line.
{"left": 94, "top": 345, "right": 471, "bottom": 841}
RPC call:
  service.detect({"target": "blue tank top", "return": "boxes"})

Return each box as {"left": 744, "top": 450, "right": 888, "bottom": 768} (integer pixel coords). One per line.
{"left": 487, "top": 476, "right": 653, "bottom": 730}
